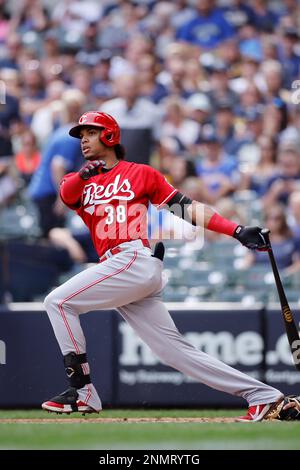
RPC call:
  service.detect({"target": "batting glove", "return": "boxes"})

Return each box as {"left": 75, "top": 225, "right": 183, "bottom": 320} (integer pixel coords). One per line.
{"left": 78, "top": 160, "right": 105, "bottom": 180}
{"left": 233, "top": 225, "right": 269, "bottom": 250}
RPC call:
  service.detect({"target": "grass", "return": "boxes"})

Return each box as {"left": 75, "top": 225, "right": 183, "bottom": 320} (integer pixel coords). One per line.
{"left": 0, "top": 409, "right": 300, "bottom": 450}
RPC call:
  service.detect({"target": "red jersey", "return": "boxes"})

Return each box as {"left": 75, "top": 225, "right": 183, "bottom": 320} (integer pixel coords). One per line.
{"left": 60, "top": 160, "right": 177, "bottom": 257}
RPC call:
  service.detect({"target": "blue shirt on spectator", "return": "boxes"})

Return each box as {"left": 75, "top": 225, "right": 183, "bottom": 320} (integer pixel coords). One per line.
{"left": 222, "top": 3, "right": 256, "bottom": 31}
{"left": 252, "top": 8, "right": 279, "bottom": 32}
{"left": 262, "top": 174, "right": 300, "bottom": 204}
{"left": 28, "top": 125, "right": 82, "bottom": 200}
{"left": 196, "top": 154, "right": 238, "bottom": 193}
{"left": 278, "top": 47, "right": 300, "bottom": 88}
{"left": 176, "top": 8, "right": 235, "bottom": 49}
{"left": 254, "top": 237, "right": 299, "bottom": 270}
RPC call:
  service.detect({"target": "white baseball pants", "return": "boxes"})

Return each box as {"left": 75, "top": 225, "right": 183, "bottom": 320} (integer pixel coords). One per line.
{"left": 44, "top": 240, "right": 283, "bottom": 410}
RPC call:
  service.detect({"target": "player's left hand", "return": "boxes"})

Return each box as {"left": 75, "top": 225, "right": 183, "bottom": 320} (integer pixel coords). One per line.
{"left": 233, "top": 225, "right": 269, "bottom": 250}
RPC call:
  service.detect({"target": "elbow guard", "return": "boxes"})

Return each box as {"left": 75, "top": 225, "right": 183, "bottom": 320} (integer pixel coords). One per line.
{"left": 166, "top": 191, "right": 195, "bottom": 225}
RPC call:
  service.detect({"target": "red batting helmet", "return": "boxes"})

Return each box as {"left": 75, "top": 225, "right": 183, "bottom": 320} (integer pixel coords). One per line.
{"left": 69, "top": 111, "right": 121, "bottom": 147}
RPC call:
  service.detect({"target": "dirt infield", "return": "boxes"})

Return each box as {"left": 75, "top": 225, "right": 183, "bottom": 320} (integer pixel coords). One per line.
{"left": 0, "top": 417, "right": 237, "bottom": 424}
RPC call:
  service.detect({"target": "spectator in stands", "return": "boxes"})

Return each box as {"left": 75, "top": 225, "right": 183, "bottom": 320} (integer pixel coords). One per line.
{"left": 186, "top": 93, "right": 212, "bottom": 128}
{"left": 160, "top": 97, "right": 200, "bottom": 155}
{"left": 91, "top": 50, "right": 113, "bottom": 105}
{"left": 235, "top": 106, "right": 264, "bottom": 166}
{"left": 251, "top": 0, "right": 279, "bottom": 32}
{"left": 276, "top": 0, "right": 300, "bottom": 19}
{"left": 169, "top": 0, "right": 196, "bottom": 31}
{"left": 262, "top": 97, "right": 288, "bottom": 138}
{"left": 1, "top": 68, "right": 21, "bottom": 101}
{"left": 0, "top": 71, "right": 20, "bottom": 159}
{"left": 260, "top": 60, "right": 286, "bottom": 100}
{"left": 167, "top": 156, "right": 198, "bottom": 190}
{"left": 184, "top": 57, "right": 205, "bottom": 95}
{"left": 262, "top": 35, "right": 278, "bottom": 61}
{"left": 10, "top": 0, "right": 49, "bottom": 35}
{"left": 176, "top": 0, "right": 235, "bottom": 49}
{"left": 0, "top": 33, "right": 22, "bottom": 70}
{"left": 50, "top": 0, "right": 103, "bottom": 39}
{"left": 28, "top": 89, "right": 85, "bottom": 237}
{"left": 136, "top": 53, "right": 160, "bottom": 101}
{"left": 242, "top": 204, "right": 300, "bottom": 275}
{"left": 0, "top": 158, "right": 18, "bottom": 207}
{"left": 100, "top": 74, "right": 162, "bottom": 164}
{"left": 28, "top": 89, "right": 89, "bottom": 263}
{"left": 70, "top": 65, "right": 95, "bottom": 110}
{"left": 141, "top": 2, "right": 177, "bottom": 60}
{"left": 280, "top": 108, "right": 300, "bottom": 147}
{"left": 262, "top": 144, "right": 300, "bottom": 207}
{"left": 154, "top": 52, "right": 194, "bottom": 103}
{"left": 75, "top": 21, "right": 103, "bottom": 68}
{"left": 196, "top": 128, "right": 239, "bottom": 204}
{"left": 186, "top": 93, "right": 212, "bottom": 156}
{"left": 240, "top": 134, "right": 278, "bottom": 195}
{"left": 230, "top": 52, "right": 262, "bottom": 95}
{"left": 14, "top": 129, "right": 40, "bottom": 185}
{"left": 213, "top": 100, "right": 239, "bottom": 156}
{"left": 206, "top": 60, "right": 239, "bottom": 110}
{"left": 30, "top": 79, "right": 66, "bottom": 148}
{"left": 0, "top": 0, "right": 10, "bottom": 43}
{"left": 109, "top": 34, "right": 154, "bottom": 79}
{"left": 238, "top": 83, "right": 263, "bottom": 113}
{"left": 288, "top": 191, "right": 300, "bottom": 239}
{"left": 278, "top": 27, "right": 300, "bottom": 88}
{"left": 39, "top": 30, "right": 63, "bottom": 84}
{"left": 221, "top": 0, "right": 255, "bottom": 32}
{"left": 97, "top": 1, "right": 140, "bottom": 52}
{"left": 20, "top": 62, "right": 46, "bottom": 124}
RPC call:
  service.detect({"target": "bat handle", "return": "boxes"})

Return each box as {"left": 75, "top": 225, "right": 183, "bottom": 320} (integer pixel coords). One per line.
{"left": 261, "top": 228, "right": 271, "bottom": 249}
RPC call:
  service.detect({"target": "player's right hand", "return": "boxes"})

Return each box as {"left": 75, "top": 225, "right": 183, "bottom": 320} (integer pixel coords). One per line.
{"left": 78, "top": 160, "right": 104, "bottom": 180}
{"left": 233, "top": 225, "right": 269, "bottom": 250}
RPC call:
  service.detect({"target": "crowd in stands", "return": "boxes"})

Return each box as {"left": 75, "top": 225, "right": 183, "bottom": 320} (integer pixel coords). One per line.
{"left": 1, "top": 0, "right": 300, "bottom": 302}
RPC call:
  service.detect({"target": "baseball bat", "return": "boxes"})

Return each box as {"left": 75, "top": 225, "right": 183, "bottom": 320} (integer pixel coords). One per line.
{"left": 261, "top": 228, "right": 300, "bottom": 371}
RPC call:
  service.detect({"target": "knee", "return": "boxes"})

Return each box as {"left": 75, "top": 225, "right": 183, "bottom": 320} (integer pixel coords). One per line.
{"left": 44, "top": 288, "right": 62, "bottom": 312}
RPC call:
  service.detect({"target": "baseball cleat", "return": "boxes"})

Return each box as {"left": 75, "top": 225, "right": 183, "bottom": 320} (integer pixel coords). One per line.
{"left": 41, "top": 387, "right": 99, "bottom": 414}
{"left": 236, "top": 400, "right": 283, "bottom": 422}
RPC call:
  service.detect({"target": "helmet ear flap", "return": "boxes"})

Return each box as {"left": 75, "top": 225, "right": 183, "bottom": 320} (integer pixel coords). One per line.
{"left": 99, "top": 128, "right": 115, "bottom": 147}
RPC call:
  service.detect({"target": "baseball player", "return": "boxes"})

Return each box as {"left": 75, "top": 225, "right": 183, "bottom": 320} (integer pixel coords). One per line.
{"left": 41, "top": 111, "right": 298, "bottom": 422}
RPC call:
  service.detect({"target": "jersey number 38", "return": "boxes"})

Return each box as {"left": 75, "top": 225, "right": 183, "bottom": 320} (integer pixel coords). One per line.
{"left": 105, "top": 205, "right": 127, "bottom": 224}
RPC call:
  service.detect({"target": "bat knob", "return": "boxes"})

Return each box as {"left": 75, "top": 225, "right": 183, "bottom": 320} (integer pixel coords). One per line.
{"left": 261, "top": 228, "right": 270, "bottom": 235}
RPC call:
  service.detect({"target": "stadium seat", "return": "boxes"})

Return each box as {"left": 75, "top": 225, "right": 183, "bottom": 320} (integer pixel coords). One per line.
{"left": 3, "top": 240, "right": 73, "bottom": 301}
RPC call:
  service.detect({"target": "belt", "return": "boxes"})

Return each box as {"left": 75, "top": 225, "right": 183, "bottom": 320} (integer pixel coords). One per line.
{"left": 99, "top": 239, "right": 150, "bottom": 263}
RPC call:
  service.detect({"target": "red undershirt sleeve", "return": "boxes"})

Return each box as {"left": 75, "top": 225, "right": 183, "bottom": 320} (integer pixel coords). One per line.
{"left": 207, "top": 212, "right": 238, "bottom": 236}
{"left": 60, "top": 173, "right": 86, "bottom": 209}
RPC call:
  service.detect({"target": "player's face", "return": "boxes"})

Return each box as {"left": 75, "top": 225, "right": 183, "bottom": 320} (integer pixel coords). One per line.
{"left": 80, "top": 127, "right": 108, "bottom": 160}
